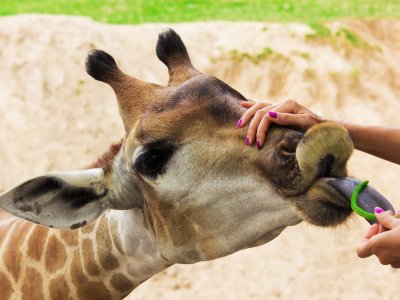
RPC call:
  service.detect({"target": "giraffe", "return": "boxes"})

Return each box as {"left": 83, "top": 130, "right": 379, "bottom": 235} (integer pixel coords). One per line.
{"left": 0, "top": 29, "right": 387, "bottom": 299}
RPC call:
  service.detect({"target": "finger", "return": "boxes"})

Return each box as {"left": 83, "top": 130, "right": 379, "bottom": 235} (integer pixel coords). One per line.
{"left": 375, "top": 209, "right": 397, "bottom": 230}
{"left": 268, "top": 112, "right": 315, "bottom": 131}
{"left": 247, "top": 108, "right": 270, "bottom": 145}
{"left": 239, "top": 101, "right": 256, "bottom": 109}
{"left": 378, "top": 223, "right": 389, "bottom": 234}
{"left": 256, "top": 114, "right": 273, "bottom": 147}
{"left": 253, "top": 101, "right": 296, "bottom": 148}
{"left": 273, "top": 99, "right": 300, "bottom": 114}
{"left": 378, "top": 255, "right": 395, "bottom": 266}
{"left": 252, "top": 100, "right": 296, "bottom": 147}
{"left": 256, "top": 110, "right": 316, "bottom": 148}
{"left": 238, "top": 102, "right": 273, "bottom": 128}
{"left": 364, "top": 223, "right": 379, "bottom": 240}
{"left": 239, "top": 98, "right": 298, "bottom": 129}
{"left": 357, "top": 238, "right": 375, "bottom": 258}
{"left": 240, "top": 101, "right": 272, "bottom": 109}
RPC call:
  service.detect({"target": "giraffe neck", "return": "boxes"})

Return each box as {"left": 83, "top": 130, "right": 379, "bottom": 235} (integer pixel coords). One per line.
{"left": 105, "top": 209, "right": 171, "bottom": 293}
{"left": 0, "top": 208, "right": 170, "bottom": 300}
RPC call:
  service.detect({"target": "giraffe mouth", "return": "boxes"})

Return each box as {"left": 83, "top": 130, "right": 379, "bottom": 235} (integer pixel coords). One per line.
{"left": 320, "top": 177, "right": 395, "bottom": 224}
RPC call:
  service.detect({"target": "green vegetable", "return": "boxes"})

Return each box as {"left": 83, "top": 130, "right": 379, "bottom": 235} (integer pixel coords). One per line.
{"left": 351, "top": 180, "right": 376, "bottom": 221}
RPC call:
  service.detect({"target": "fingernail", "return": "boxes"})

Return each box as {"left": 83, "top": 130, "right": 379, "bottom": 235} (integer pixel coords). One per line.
{"left": 374, "top": 207, "right": 384, "bottom": 214}
{"left": 256, "top": 140, "right": 261, "bottom": 149}
{"left": 269, "top": 111, "right": 278, "bottom": 118}
{"left": 245, "top": 136, "right": 250, "bottom": 145}
{"left": 236, "top": 119, "right": 243, "bottom": 127}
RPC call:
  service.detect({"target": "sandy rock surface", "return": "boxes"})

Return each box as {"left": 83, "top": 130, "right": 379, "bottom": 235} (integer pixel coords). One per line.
{"left": 1, "top": 15, "right": 400, "bottom": 300}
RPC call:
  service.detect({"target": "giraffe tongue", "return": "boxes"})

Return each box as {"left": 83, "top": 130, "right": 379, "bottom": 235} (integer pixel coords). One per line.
{"left": 323, "top": 177, "right": 395, "bottom": 224}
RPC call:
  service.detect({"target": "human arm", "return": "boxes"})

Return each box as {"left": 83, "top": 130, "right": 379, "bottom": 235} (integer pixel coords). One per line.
{"left": 342, "top": 123, "right": 400, "bottom": 164}
{"left": 238, "top": 100, "right": 400, "bottom": 164}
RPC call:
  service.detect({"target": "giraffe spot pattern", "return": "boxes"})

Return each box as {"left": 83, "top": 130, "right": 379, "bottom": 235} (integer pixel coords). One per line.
{"left": 60, "top": 229, "right": 78, "bottom": 246}
{"left": 82, "top": 238, "right": 100, "bottom": 276}
{"left": 77, "top": 282, "right": 111, "bottom": 300}
{"left": 81, "top": 221, "right": 96, "bottom": 234}
{"left": 70, "top": 249, "right": 88, "bottom": 286}
{"left": 45, "top": 235, "right": 67, "bottom": 273}
{"left": 27, "top": 224, "right": 49, "bottom": 261}
{"left": 0, "top": 271, "right": 14, "bottom": 300}
{"left": 21, "top": 267, "right": 43, "bottom": 300}
{"left": 4, "top": 221, "right": 31, "bottom": 280}
{"left": 96, "top": 215, "right": 119, "bottom": 271}
{"left": 49, "top": 275, "right": 72, "bottom": 300}
{"left": 110, "top": 273, "right": 134, "bottom": 293}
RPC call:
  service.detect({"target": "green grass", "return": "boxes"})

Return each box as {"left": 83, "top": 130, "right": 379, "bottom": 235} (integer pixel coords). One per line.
{"left": 1, "top": 0, "right": 399, "bottom": 24}
{"left": 306, "top": 24, "right": 382, "bottom": 52}
{"left": 227, "top": 47, "right": 288, "bottom": 64}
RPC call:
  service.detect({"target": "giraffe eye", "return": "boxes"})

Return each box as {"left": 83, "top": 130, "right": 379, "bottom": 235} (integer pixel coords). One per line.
{"left": 134, "top": 146, "right": 174, "bottom": 178}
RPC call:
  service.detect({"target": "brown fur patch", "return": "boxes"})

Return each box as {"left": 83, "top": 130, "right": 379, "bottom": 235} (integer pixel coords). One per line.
{"left": 60, "top": 229, "right": 78, "bottom": 246}
{"left": 110, "top": 273, "right": 134, "bottom": 293}
{"left": 21, "top": 267, "right": 43, "bottom": 300}
{"left": 49, "top": 275, "right": 71, "bottom": 300}
{"left": 4, "top": 220, "right": 31, "bottom": 280}
{"left": 70, "top": 249, "right": 88, "bottom": 286}
{"left": 0, "top": 271, "right": 13, "bottom": 299}
{"left": 80, "top": 221, "right": 96, "bottom": 234}
{"left": 45, "top": 235, "right": 67, "bottom": 273}
{"left": 27, "top": 224, "right": 49, "bottom": 261}
{"left": 82, "top": 238, "right": 100, "bottom": 276}
{"left": 87, "top": 140, "right": 123, "bottom": 170}
{"left": 96, "top": 215, "right": 119, "bottom": 270}
{"left": 77, "top": 282, "right": 111, "bottom": 300}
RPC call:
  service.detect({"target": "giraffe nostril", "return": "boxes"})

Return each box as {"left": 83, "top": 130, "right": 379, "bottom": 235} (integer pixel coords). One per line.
{"left": 278, "top": 137, "right": 300, "bottom": 156}
{"left": 317, "top": 154, "right": 335, "bottom": 178}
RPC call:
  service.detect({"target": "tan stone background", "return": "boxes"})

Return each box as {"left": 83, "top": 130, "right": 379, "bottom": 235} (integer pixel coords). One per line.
{"left": 1, "top": 15, "right": 400, "bottom": 299}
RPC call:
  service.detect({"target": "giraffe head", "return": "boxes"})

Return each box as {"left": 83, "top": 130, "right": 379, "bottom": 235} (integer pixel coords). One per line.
{"left": 0, "top": 30, "right": 382, "bottom": 264}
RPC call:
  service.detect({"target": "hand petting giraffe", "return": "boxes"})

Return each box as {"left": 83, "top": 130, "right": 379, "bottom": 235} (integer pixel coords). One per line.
{"left": 0, "top": 29, "right": 390, "bottom": 300}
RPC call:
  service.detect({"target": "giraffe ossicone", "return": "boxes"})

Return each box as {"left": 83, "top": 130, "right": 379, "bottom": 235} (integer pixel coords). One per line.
{"left": 0, "top": 29, "right": 385, "bottom": 299}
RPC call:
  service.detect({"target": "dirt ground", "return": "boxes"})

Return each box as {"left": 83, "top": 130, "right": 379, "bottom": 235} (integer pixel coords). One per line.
{"left": 1, "top": 15, "right": 400, "bottom": 300}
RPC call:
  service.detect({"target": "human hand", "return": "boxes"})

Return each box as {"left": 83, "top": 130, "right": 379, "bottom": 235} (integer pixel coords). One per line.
{"left": 357, "top": 208, "right": 400, "bottom": 268}
{"left": 237, "top": 99, "right": 324, "bottom": 148}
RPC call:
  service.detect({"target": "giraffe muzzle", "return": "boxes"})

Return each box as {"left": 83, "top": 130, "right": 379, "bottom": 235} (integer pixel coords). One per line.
{"left": 296, "top": 121, "right": 354, "bottom": 187}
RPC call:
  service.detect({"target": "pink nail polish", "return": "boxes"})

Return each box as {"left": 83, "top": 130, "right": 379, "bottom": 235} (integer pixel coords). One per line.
{"left": 374, "top": 207, "right": 384, "bottom": 214}
{"left": 236, "top": 119, "right": 243, "bottom": 127}
{"left": 256, "top": 140, "right": 261, "bottom": 149}
{"left": 269, "top": 111, "right": 278, "bottom": 118}
{"left": 245, "top": 136, "right": 250, "bottom": 145}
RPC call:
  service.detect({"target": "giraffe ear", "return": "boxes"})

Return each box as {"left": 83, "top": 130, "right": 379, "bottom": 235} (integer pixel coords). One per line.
{"left": 0, "top": 169, "right": 108, "bottom": 229}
